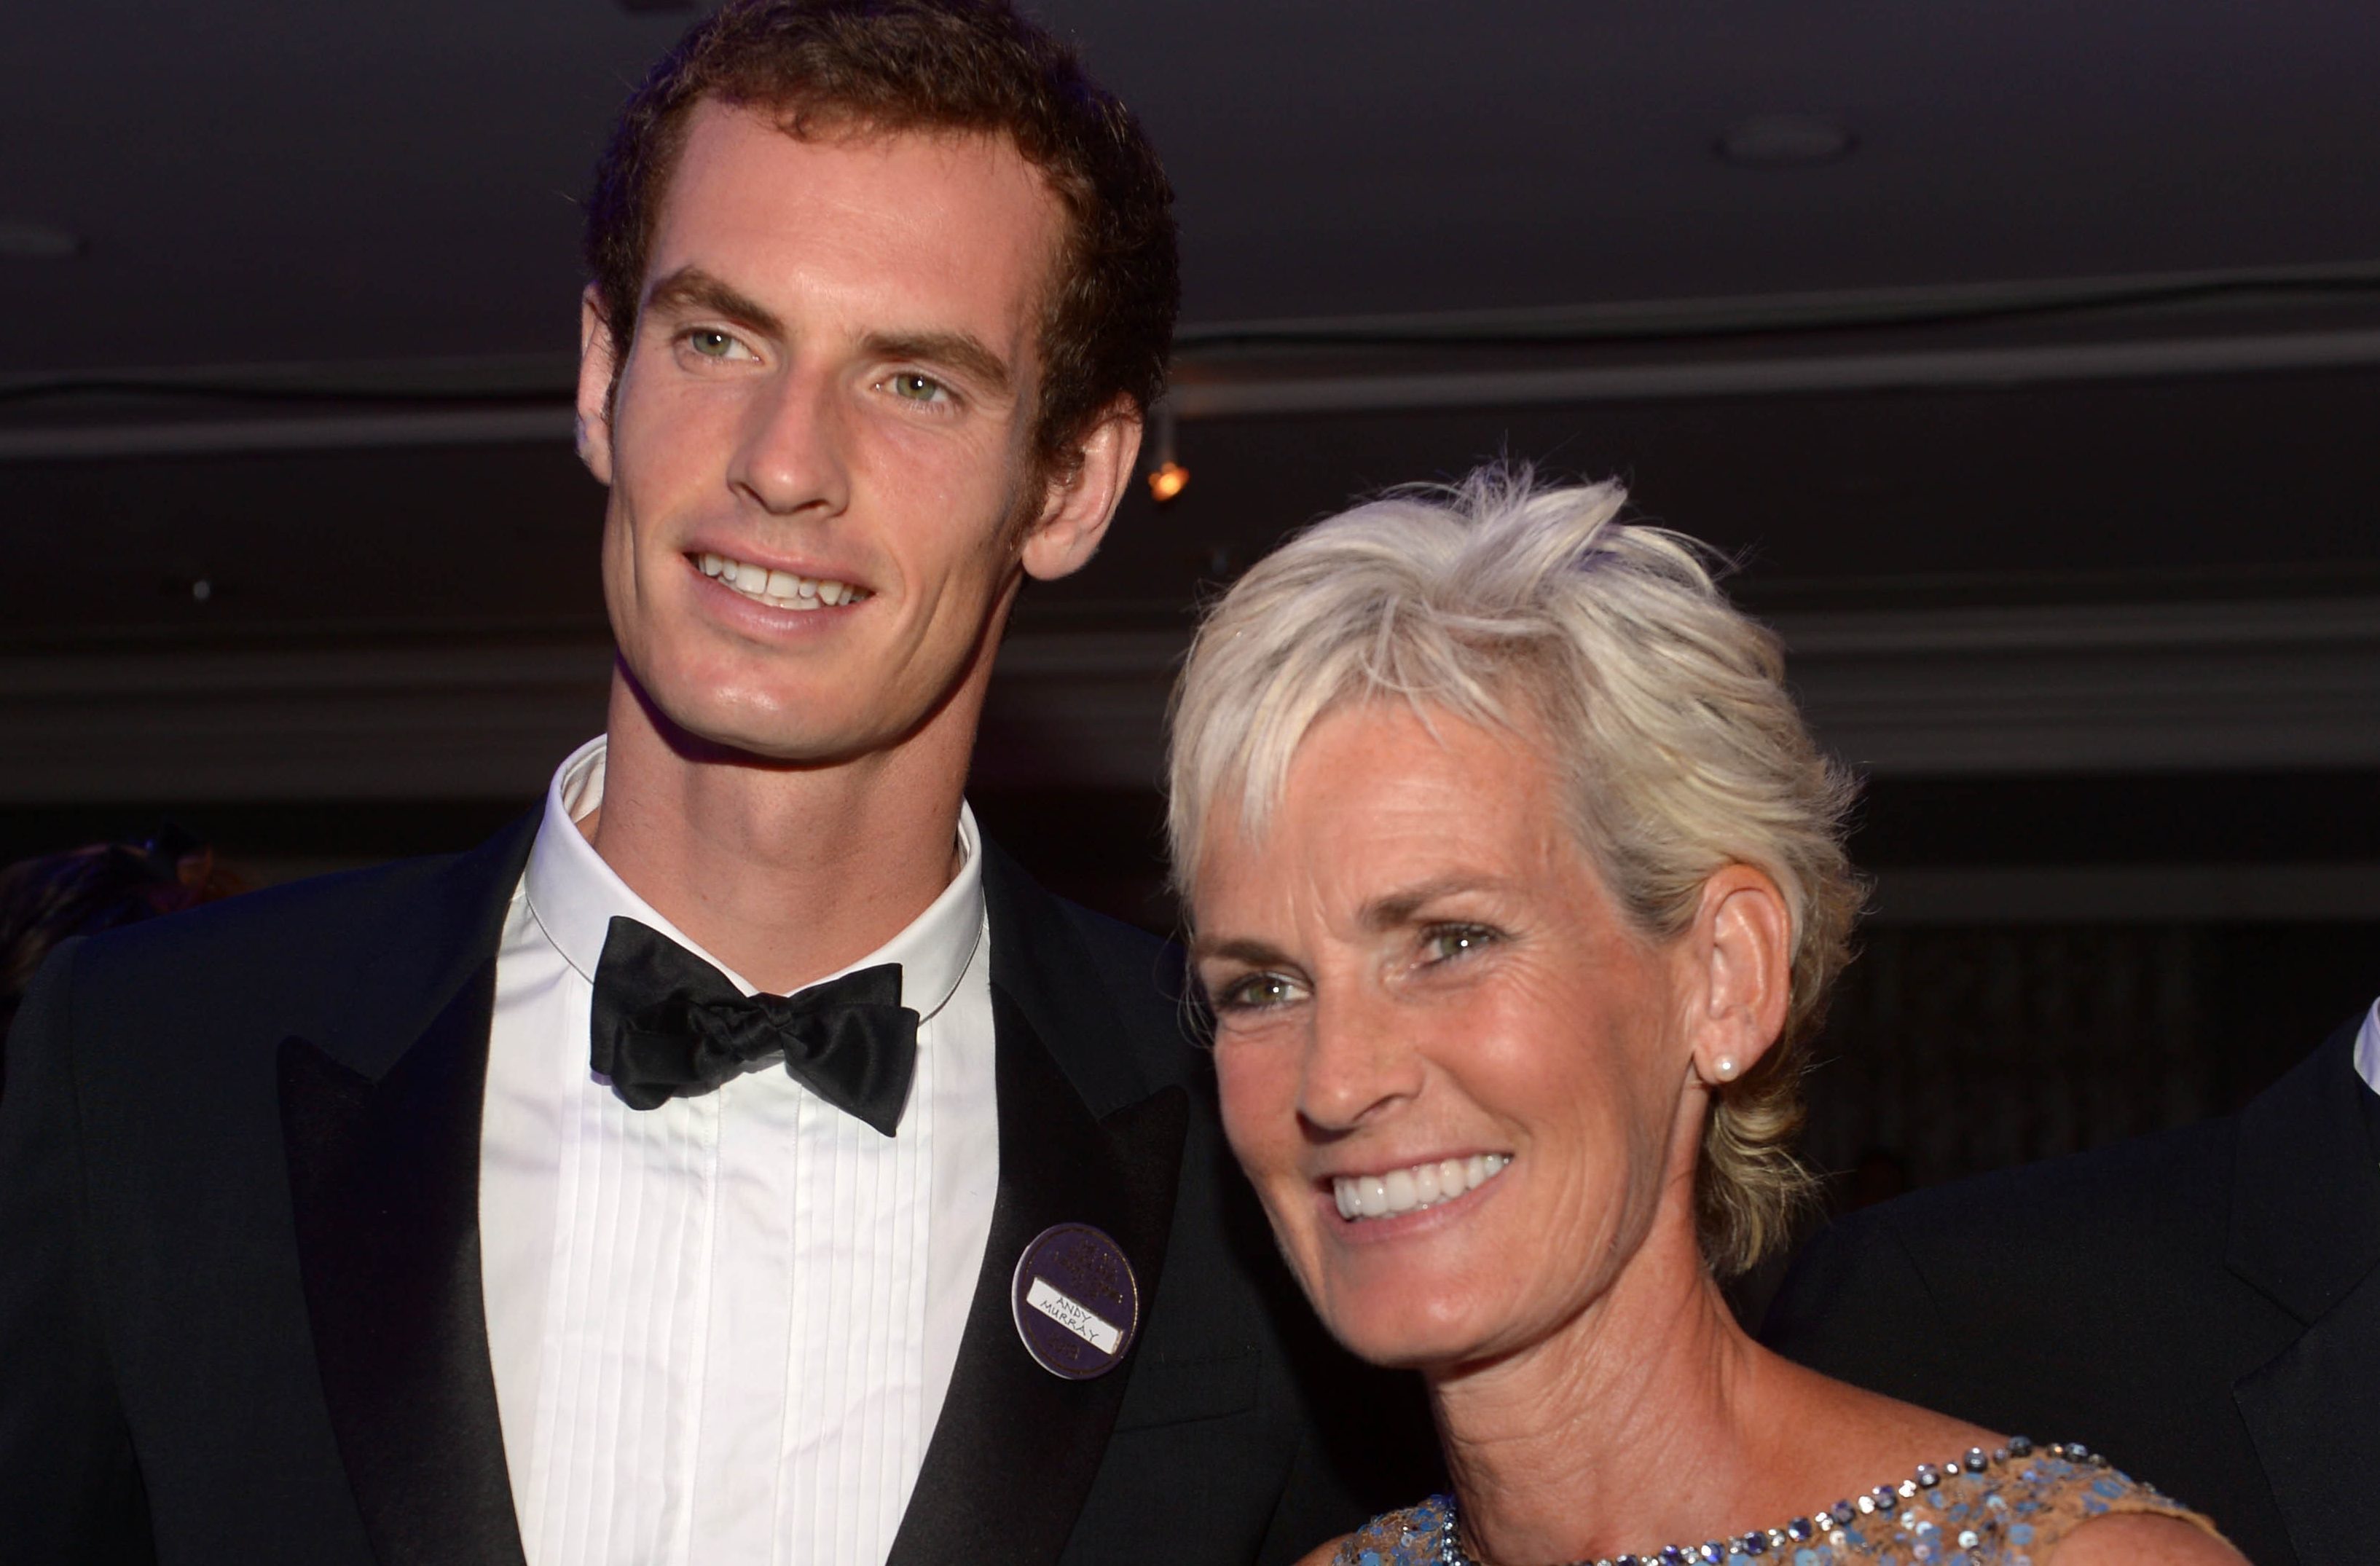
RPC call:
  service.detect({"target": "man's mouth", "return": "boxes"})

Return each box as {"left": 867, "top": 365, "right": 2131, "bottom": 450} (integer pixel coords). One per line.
{"left": 698, "top": 551, "right": 872, "bottom": 611}
{"left": 1331, "top": 1153, "right": 1510, "bottom": 1221}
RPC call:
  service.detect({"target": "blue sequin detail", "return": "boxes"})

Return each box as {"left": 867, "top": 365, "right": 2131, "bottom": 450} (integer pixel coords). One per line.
{"left": 1331, "top": 1454, "right": 2198, "bottom": 1565}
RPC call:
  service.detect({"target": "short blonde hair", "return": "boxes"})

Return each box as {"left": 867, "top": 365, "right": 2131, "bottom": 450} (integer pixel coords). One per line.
{"left": 1166, "top": 466, "right": 1863, "bottom": 1278}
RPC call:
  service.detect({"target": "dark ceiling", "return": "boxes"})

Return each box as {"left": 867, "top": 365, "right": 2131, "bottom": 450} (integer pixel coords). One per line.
{"left": 9, "top": 0, "right": 2380, "bottom": 376}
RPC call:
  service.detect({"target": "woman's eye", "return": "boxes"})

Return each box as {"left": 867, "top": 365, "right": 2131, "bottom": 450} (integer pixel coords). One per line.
{"left": 1214, "top": 972, "right": 1305, "bottom": 1012}
{"left": 1422, "top": 924, "right": 1499, "bottom": 965}
{"left": 886, "top": 371, "right": 950, "bottom": 404}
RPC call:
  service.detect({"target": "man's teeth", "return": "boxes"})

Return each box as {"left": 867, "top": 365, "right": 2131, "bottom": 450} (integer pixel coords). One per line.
{"left": 1332, "top": 1154, "right": 1510, "bottom": 1221}
{"left": 698, "top": 552, "right": 869, "bottom": 610}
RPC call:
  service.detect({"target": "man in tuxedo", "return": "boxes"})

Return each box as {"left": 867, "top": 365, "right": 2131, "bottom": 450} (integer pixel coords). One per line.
{"left": 1762, "top": 1002, "right": 2380, "bottom": 1566}
{"left": 0, "top": 3, "right": 1429, "bottom": 1560}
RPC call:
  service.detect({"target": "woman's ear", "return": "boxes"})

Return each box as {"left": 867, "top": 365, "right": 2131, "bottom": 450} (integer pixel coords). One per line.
{"left": 1019, "top": 401, "right": 1142, "bottom": 582}
{"left": 1686, "top": 865, "right": 1793, "bottom": 1085}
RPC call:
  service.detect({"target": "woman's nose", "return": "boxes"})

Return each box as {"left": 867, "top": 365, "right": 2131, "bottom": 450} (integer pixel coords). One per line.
{"left": 1297, "top": 987, "right": 1423, "bottom": 1135}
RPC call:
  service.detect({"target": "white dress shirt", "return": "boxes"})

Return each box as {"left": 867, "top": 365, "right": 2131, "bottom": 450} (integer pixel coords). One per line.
{"left": 2355, "top": 996, "right": 2379, "bottom": 1100}
{"left": 479, "top": 737, "right": 1000, "bottom": 1565}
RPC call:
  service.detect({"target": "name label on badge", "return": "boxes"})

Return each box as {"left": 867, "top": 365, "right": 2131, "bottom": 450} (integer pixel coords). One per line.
{"left": 1010, "top": 1222, "right": 1140, "bottom": 1380}
{"left": 1024, "top": 1275, "right": 1123, "bottom": 1354}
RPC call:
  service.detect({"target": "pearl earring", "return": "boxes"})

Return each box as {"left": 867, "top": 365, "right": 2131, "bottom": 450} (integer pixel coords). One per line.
{"left": 1711, "top": 1055, "right": 1740, "bottom": 1082}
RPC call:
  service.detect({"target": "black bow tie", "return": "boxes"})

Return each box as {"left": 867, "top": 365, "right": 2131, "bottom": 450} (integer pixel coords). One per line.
{"left": 589, "top": 916, "right": 919, "bottom": 1135}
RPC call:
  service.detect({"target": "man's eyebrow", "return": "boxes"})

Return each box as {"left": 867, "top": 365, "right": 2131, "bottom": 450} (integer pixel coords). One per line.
{"left": 860, "top": 330, "right": 1015, "bottom": 397}
{"left": 641, "top": 267, "right": 785, "bottom": 339}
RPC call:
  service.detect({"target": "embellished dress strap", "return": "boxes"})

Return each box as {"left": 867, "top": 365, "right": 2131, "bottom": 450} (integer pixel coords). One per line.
{"left": 1330, "top": 1495, "right": 1453, "bottom": 1566}
{"left": 1898, "top": 1448, "right": 2228, "bottom": 1563}
{"left": 1323, "top": 1447, "right": 2228, "bottom": 1565}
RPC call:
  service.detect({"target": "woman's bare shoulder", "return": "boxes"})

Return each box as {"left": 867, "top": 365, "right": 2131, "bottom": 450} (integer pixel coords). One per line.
{"left": 2048, "top": 1511, "right": 2245, "bottom": 1565}
{"left": 1292, "top": 1537, "right": 1348, "bottom": 1566}
{"left": 1778, "top": 1365, "right": 2237, "bottom": 1565}
{"left": 1764, "top": 1350, "right": 2001, "bottom": 1487}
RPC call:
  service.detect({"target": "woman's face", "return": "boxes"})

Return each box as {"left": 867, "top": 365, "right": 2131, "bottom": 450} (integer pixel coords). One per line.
{"left": 1193, "top": 700, "right": 1702, "bottom": 1370}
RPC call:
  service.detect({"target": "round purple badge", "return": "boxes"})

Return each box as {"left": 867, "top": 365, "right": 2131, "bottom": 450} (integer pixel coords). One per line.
{"left": 1010, "top": 1222, "right": 1140, "bottom": 1380}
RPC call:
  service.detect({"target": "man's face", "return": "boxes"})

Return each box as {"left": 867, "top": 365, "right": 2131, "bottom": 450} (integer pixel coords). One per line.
{"left": 578, "top": 102, "right": 1103, "bottom": 763}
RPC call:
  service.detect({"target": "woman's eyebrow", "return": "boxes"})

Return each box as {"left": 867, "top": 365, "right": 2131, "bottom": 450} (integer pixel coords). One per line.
{"left": 1191, "top": 935, "right": 1291, "bottom": 967}
{"left": 1360, "top": 875, "right": 1500, "bottom": 932}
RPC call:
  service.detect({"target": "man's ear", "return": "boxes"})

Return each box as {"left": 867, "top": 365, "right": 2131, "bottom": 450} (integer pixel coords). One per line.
{"left": 576, "top": 285, "right": 622, "bottom": 487}
{"left": 1018, "top": 401, "right": 1143, "bottom": 583}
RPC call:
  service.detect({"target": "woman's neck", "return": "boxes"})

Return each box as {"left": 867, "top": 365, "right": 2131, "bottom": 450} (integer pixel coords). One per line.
{"left": 1429, "top": 1211, "right": 1795, "bottom": 1565}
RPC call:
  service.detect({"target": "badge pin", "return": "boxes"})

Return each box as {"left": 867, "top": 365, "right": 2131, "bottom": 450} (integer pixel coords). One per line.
{"left": 1011, "top": 1222, "right": 1140, "bottom": 1380}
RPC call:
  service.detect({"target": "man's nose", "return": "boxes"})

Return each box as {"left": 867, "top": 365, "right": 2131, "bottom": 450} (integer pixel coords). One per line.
{"left": 728, "top": 365, "right": 852, "bottom": 519}
{"left": 1297, "top": 985, "right": 1423, "bottom": 1136}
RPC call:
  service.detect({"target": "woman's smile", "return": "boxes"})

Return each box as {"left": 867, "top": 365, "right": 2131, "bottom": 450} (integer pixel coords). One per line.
{"left": 1328, "top": 1150, "right": 1511, "bottom": 1223}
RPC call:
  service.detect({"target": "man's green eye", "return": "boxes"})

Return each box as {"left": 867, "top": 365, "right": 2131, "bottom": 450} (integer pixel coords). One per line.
{"left": 889, "top": 372, "right": 946, "bottom": 402}
{"left": 688, "top": 330, "right": 737, "bottom": 357}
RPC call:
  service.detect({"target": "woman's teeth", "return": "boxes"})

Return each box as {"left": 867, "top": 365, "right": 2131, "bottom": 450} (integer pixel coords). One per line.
{"left": 1332, "top": 1154, "right": 1509, "bottom": 1221}
{"left": 699, "top": 552, "right": 869, "bottom": 610}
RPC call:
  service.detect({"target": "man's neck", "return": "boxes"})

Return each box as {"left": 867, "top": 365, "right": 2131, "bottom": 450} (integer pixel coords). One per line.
{"left": 580, "top": 672, "right": 978, "bottom": 996}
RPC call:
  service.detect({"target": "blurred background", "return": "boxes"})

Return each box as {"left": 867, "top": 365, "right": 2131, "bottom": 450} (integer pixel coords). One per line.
{"left": 4, "top": 1, "right": 2376, "bottom": 1216}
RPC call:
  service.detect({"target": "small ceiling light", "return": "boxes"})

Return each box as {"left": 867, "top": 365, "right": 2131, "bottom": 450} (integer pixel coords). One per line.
{"left": 0, "top": 219, "right": 83, "bottom": 261}
{"left": 1146, "top": 399, "right": 1188, "bottom": 503}
{"left": 1716, "top": 114, "right": 1855, "bottom": 169}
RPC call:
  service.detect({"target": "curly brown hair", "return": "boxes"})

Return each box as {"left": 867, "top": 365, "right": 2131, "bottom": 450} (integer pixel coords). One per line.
{"left": 583, "top": 0, "right": 1179, "bottom": 484}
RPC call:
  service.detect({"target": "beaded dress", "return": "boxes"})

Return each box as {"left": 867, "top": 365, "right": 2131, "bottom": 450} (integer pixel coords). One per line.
{"left": 1330, "top": 1440, "right": 2224, "bottom": 1566}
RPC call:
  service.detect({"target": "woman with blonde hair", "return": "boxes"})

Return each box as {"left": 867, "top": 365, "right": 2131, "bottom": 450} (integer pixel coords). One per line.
{"left": 1166, "top": 467, "right": 2239, "bottom": 1566}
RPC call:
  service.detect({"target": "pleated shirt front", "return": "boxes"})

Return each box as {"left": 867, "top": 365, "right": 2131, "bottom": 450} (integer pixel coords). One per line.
{"left": 478, "top": 736, "right": 999, "bottom": 1565}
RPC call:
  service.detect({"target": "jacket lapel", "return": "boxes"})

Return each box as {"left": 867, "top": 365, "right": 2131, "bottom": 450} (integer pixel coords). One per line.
{"left": 2233, "top": 1267, "right": 2380, "bottom": 1562}
{"left": 278, "top": 817, "right": 537, "bottom": 1566}
{"left": 887, "top": 846, "right": 1192, "bottom": 1564}
{"left": 2226, "top": 1016, "right": 2380, "bottom": 1560}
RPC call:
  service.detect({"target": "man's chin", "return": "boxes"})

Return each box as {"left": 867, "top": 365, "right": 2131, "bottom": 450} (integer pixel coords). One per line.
{"left": 616, "top": 662, "right": 890, "bottom": 770}
{"left": 659, "top": 708, "right": 887, "bottom": 770}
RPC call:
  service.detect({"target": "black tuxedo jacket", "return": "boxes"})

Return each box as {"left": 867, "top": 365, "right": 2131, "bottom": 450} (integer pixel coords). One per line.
{"left": 1762, "top": 1016, "right": 2380, "bottom": 1566}
{"left": 0, "top": 814, "right": 1434, "bottom": 1564}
